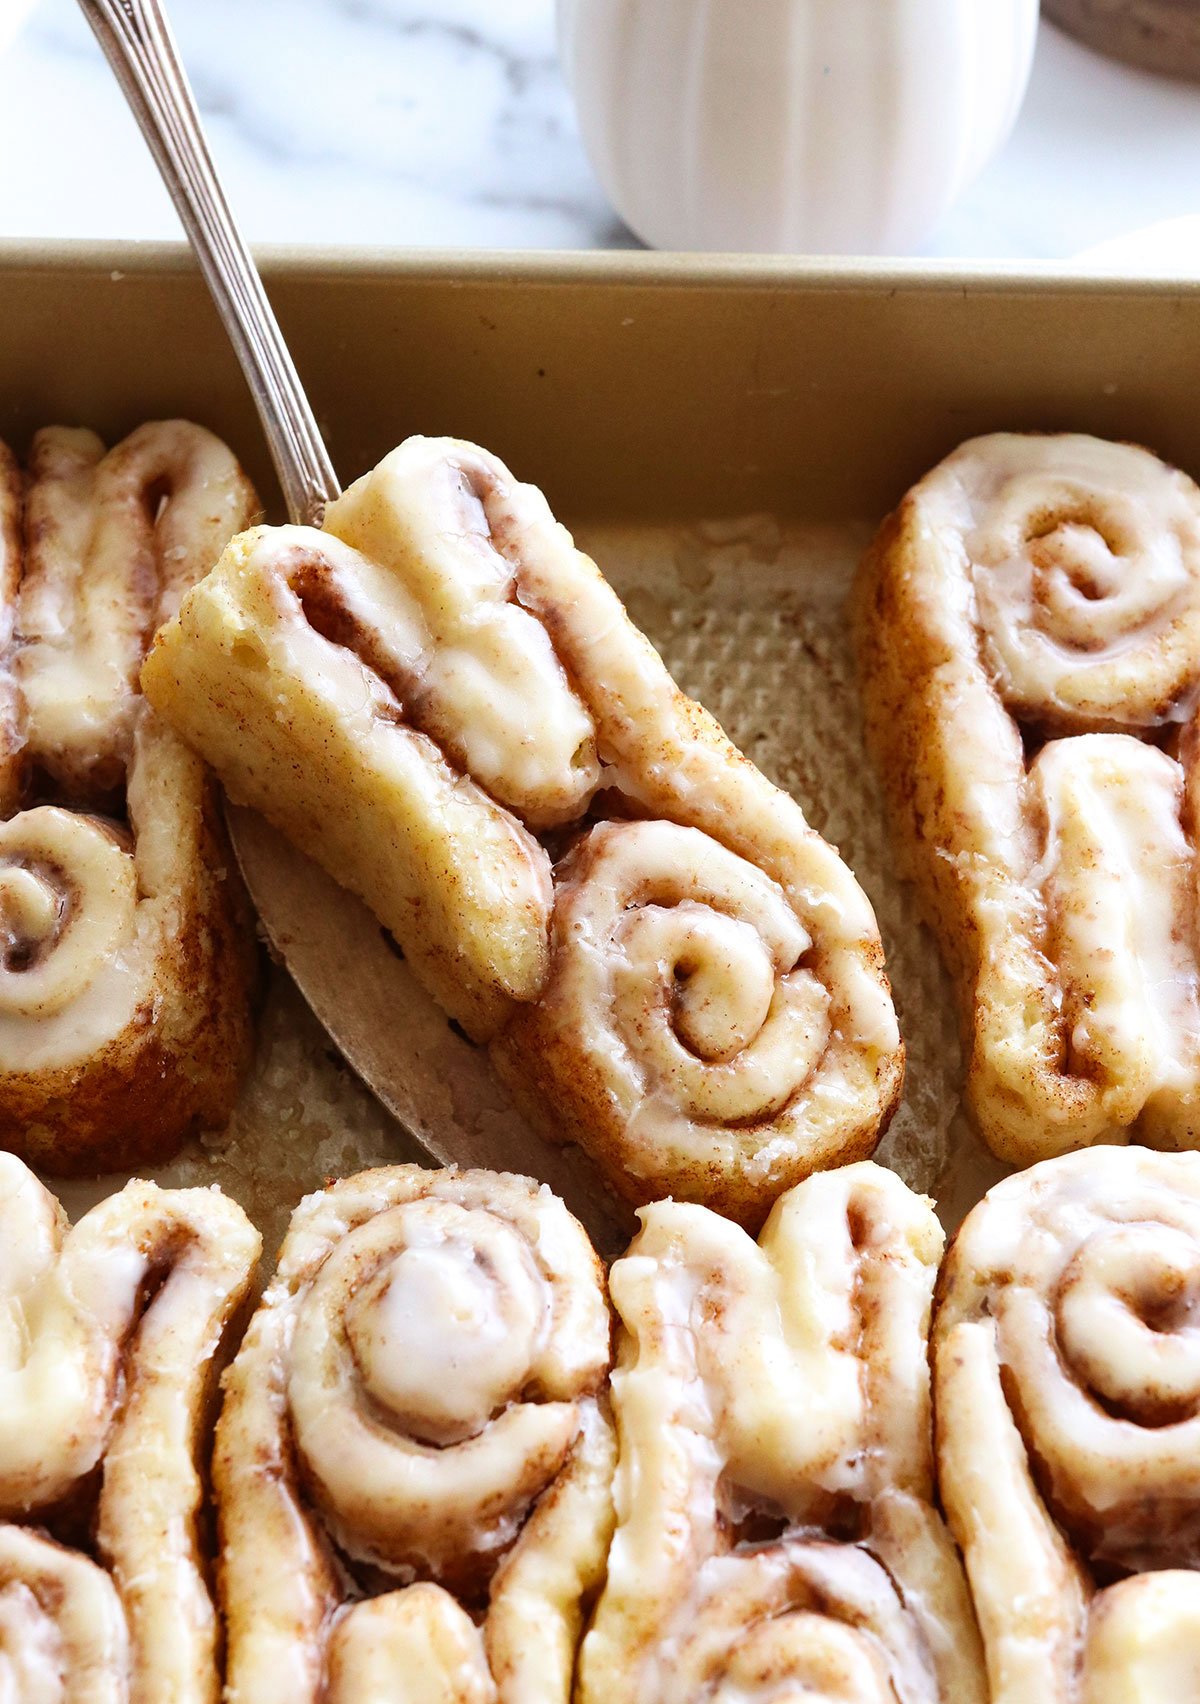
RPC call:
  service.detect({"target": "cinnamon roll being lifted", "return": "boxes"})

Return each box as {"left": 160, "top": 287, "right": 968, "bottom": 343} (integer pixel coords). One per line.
{"left": 214, "top": 1164, "right": 614, "bottom": 1704}
{"left": 0, "top": 1154, "right": 260, "bottom": 1702}
{"left": 855, "top": 432, "right": 1200, "bottom": 1164}
{"left": 0, "top": 422, "right": 258, "bottom": 1173}
{"left": 935, "top": 1148, "right": 1200, "bottom": 1704}
{"left": 579, "top": 1162, "right": 985, "bottom": 1704}
{"left": 143, "top": 436, "right": 903, "bottom": 1227}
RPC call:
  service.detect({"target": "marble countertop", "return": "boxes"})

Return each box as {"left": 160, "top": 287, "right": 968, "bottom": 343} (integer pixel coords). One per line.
{"left": 3, "top": 0, "right": 1200, "bottom": 268}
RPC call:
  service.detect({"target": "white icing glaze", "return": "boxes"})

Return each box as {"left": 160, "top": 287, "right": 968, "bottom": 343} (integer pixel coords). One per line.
{"left": 935, "top": 1148, "right": 1200, "bottom": 1704}
{"left": 580, "top": 1164, "right": 985, "bottom": 1704}
{"left": 656, "top": 1544, "right": 939, "bottom": 1704}
{"left": 0, "top": 715, "right": 241, "bottom": 1077}
{"left": 0, "top": 423, "right": 257, "bottom": 1159}
{"left": 468, "top": 432, "right": 903, "bottom": 1219}
{"left": 935, "top": 433, "right": 1200, "bottom": 730}
{"left": 861, "top": 432, "right": 1200, "bottom": 1163}
{"left": 1030, "top": 735, "right": 1200, "bottom": 1107}
{"left": 0, "top": 1159, "right": 259, "bottom": 1704}
{"left": 1085, "top": 1572, "right": 1200, "bottom": 1704}
{"left": 150, "top": 430, "right": 900, "bottom": 1217}
{"left": 327, "top": 1589, "right": 495, "bottom": 1704}
{"left": 0, "top": 1527, "right": 129, "bottom": 1704}
{"left": 520, "top": 818, "right": 834, "bottom": 1185}
{"left": 344, "top": 1231, "right": 545, "bottom": 1447}
{"left": 0, "top": 809, "right": 138, "bottom": 1044}
{"left": 17, "top": 423, "right": 252, "bottom": 797}
{"left": 324, "top": 437, "right": 599, "bottom": 829}
{"left": 0, "top": 1582, "right": 67, "bottom": 1704}
{"left": 287, "top": 1196, "right": 583, "bottom": 1569}
{"left": 216, "top": 1167, "right": 613, "bottom": 1704}
{"left": 146, "top": 520, "right": 553, "bottom": 1039}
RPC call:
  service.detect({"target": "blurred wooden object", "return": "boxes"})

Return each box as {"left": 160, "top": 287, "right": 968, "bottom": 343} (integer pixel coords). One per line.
{"left": 1045, "top": 0, "right": 1200, "bottom": 78}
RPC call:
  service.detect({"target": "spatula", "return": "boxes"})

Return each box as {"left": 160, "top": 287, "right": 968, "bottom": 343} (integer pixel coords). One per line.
{"left": 77, "top": 0, "right": 630, "bottom": 1253}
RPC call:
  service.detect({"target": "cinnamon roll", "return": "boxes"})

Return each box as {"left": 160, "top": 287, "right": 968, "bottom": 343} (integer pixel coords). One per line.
{"left": 855, "top": 432, "right": 1200, "bottom": 1163}
{"left": 934, "top": 1147, "right": 1200, "bottom": 1703}
{"left": 214, "top": 1165, "right": 614, "bottom": 1704}
{"left": 0, "top": 1527, "right": 128, "bottom": 1702}
{"left": 0, "top": 1153, "right": 260, "bottom": 1702}
{"left": 0, "top": 422, "right": 258, "bottom": 1174}
{"left": 143, "top": 435, "right": 902, "bottom": 1224}
{"left": 579, "top": 1162, "right": 985, "bottom": 1704}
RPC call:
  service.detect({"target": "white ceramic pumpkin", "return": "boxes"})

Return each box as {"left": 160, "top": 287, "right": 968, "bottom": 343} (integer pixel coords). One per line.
{"left": 558, "top": 0, "right": 1041, "bottom": 255}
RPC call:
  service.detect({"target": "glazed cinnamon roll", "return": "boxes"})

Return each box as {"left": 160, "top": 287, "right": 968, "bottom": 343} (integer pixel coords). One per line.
{"left": 579, "top": 1162, "right": 985, "bottom": 1704}
{"left": 855, "top": 432, "right": 1200, "bottom": 1164}
{"left": 934, "top": 1147, "right": 1200, "bottom": 1703}
{"left": 0, "top": 1527, "right": 128, "bottom": 1702}
{"left": 143, "top": 435, "right": 902, "bottom": 1224}
{"left": 214, "top": 1165, "right": 614, "bottom": 1704}
{"left": 0, "top": 422, "right": 258, "bottom": 1173}
{"left": 0, "top": 1153, "right": 260, "bottom": 1702}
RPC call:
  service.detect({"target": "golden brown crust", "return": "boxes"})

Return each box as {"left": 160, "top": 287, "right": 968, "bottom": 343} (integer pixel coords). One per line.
{"left": 854, "top": 432, "right": 1200, "bottom": 1165}
{"left": 855, "top": 500, "right": 985, "bottom": 991}
{"left": 0, "top": 422, "right": 259, "bottom": 1175}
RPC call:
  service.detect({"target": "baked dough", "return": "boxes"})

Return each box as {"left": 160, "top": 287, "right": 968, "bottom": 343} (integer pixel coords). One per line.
{"left": 214, "top": 1165, "right": 613, "bottom": 1704}
{"left": 856, "top": 432, "right": 1200, "bottom": 1163}
{"left": 579, "top": 1161, "right": 985, "bottom": 1703}
{"left": 0, "top": 422, "right": 258, "bottom": 1173}
{"left": 145, "top": 435, "right": 903, "bottom": 1224}
{"left": 0, "top": 1154, "right": 259, "bottom": 1701}
{"left": 935, "top": 1147, "right": 1200, "bottom": 1703}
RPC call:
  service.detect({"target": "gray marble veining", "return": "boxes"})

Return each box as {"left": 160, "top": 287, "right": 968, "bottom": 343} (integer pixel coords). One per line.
{"left": 1, "top": 0, "right": 1199, "bottom": 265}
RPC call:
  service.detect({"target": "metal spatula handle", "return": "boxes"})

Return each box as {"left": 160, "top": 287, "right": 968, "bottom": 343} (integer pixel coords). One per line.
{"left": 76, "top": 0, "right": 631, "bottom": 1252}
{"left": 78, "top": 0, "right": 339, "bottom": 524}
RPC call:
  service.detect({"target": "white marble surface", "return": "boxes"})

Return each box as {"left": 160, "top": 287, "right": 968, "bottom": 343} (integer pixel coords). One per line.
{"left": 2, "top": 0, "right": 1200, "bottom": 265}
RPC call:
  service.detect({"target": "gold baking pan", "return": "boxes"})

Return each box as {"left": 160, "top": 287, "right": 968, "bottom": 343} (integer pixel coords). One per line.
{"left": 5, "top": 240, "right": 1198, "bottom": 1247}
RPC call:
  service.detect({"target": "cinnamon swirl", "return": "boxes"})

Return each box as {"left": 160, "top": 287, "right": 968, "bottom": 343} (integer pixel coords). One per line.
{"left": 0, "top": 422, "right": 258, "bottom": 1173}
{"left": 144, "top": 435, "right": 902, "bottom": 1225}
{"left": 213, "top": 1164, "right": 614, "bottom": 1704}
{"left": 0, "top": 1154, "right": 260, "bottom": 1702}
{"left": 934, "top": 1147, "right": 1200, "bottom": 1703}
{"left": 580, "top": 1162, "right": 985, "bottom": 1703}
{"left": 855, "top": 432, "right": 1200, "bottom": 1163}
